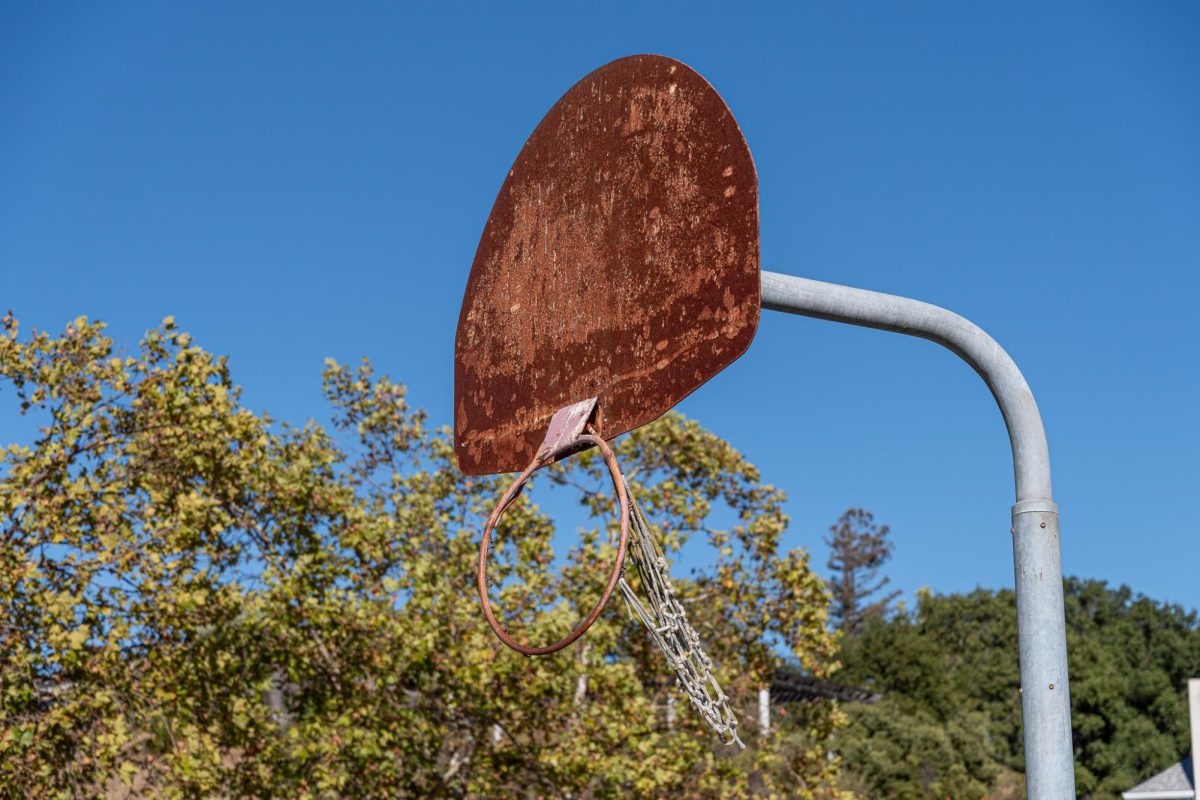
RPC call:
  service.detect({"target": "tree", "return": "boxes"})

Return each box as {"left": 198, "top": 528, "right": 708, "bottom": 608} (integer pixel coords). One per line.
{"left": 1063, "top": 579, "right": 1200, "bottom": 798}
{"left": 835, "top": 582, "right": 1200, "bottom": 800}
{"left": 0, "top": 313, "right": 845, "bottom": 799}
{"left": 835, "top": 588, "right": 1019, "bottom": 798}
{"left": 836, "top": 701, "right": 999, "bottom": 800}
{"left": 825, "top": 509, "right": 900, "bottom": 636}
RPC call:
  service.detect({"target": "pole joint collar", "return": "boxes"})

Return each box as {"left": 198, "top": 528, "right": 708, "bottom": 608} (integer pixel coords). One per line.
{"left": 1012, "top": 499, "right": 1058, "bottom": 517}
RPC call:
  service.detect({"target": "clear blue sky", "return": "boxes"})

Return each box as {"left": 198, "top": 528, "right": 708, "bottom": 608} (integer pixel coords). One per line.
{"left": 3, "top": 3, "right": 1198, "bottom": 612}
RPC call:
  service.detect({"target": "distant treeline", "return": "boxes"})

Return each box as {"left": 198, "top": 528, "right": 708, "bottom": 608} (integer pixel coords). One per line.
{"left": 832, "top": 579, "right": 1200, "bottom": 799}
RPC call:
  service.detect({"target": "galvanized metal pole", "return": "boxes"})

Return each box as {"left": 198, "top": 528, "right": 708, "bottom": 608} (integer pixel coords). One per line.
{"left": 761, "top": 271, "right": 1075, "bottom": 799}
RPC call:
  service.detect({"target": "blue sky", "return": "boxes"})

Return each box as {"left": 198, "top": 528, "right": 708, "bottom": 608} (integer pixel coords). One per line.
{"left": 2, "top": 3, "right": 1198, "bottom": 612}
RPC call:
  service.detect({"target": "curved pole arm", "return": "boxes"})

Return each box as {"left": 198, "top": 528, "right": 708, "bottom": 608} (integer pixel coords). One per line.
{"left": 761, "top": 271, "right": 1051, "bottom": 503}
{"left": 760, "top": 270, "right": 1075, "bottom": 799}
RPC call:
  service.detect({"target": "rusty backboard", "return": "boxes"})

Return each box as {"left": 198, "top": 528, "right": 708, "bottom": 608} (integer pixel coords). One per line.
{"left": 455, "top": 54, "right": 760, "bottom": 475}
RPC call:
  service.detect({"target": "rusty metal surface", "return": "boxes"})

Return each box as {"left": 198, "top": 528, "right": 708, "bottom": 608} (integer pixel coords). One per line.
{"left": 455, "top": 54, "right": 759, "bottom": 475}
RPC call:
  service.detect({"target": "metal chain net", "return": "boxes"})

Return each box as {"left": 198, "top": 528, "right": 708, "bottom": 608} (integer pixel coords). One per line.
{"left": 617, "top": 477, "right": 745, "bottom": 749}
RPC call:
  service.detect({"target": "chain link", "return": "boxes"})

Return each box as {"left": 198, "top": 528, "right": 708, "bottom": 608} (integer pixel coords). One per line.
{"left": 617, "top": 477, "right": 744, "bottom": 749}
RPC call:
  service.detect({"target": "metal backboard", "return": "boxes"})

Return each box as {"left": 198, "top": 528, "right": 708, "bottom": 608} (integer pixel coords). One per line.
{"left": 455, "top": 54, "right": 760, "bottom": 475}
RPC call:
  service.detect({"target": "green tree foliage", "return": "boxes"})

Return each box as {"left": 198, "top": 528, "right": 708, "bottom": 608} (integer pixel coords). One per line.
{"left": 0, "top": 314, "right": 844, "bottom": 799}
{"left": 1065, "top": 579, "right": 1200, "bottom": 797}
{"left": 836, "top": 703, "right": 999, "bottom": 800}
{"left": 835, "top": 582, "right": 1200, "bottom": 799}
{"left": 825, "top": 509, "right": 899, "bottom": 635}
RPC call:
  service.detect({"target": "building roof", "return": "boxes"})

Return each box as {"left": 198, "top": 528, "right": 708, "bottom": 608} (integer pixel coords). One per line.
{"left": 1123, "top": 756, "right": 1194, "bottom": 800}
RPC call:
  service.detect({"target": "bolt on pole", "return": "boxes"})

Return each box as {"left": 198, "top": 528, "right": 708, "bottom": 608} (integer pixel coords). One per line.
{"left": 760, "top": 271, "right": 1075, "bottom": 800}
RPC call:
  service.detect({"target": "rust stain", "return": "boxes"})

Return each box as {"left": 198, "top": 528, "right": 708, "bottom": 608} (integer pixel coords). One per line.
{"left": 454, "top": 54, "right": 760, "bottom": 475}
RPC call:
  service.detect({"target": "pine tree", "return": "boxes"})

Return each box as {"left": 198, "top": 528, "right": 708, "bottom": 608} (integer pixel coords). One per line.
{"left": 826, "top": 508, "right": 901, "bottom": 635}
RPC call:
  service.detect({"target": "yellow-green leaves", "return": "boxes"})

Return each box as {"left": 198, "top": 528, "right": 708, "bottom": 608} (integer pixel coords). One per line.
{"left": 1, "top": 315, "right": 846, "bottom": 798}
{"left": 66, "top": 624, "right": 90, "bottom": 650}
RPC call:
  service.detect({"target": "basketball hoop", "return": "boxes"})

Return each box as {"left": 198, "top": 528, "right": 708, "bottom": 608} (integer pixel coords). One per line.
{"left": 477, "top": 399, "right": 744, "bottom": 746}
{"left": 459, "top": 54, "right": 759, "bottom": 746}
